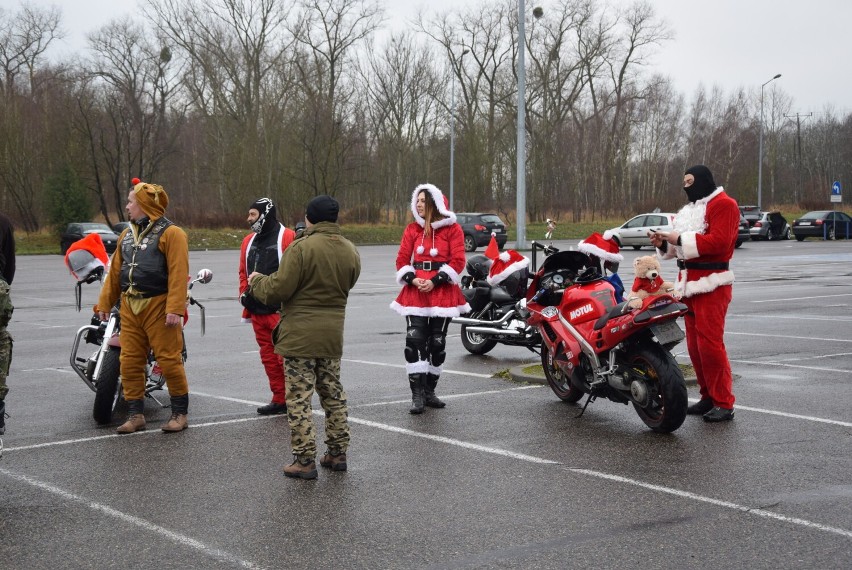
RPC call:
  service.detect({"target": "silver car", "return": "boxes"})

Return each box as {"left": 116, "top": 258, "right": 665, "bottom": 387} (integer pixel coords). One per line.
{"left": 608, "top": 213, "right": 676, "bottom": 250}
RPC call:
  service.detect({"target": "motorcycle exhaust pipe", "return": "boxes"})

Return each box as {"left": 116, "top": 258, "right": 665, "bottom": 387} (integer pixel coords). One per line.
{"left": 453, "top": 311, "right": 515, "bottom": 327}
{"left": 464, "top": 326, "right": 522, "bottom": 336}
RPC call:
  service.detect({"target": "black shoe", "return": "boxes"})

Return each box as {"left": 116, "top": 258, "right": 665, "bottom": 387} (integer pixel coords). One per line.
{"left": 687, "top": 399, "right": 714, "bottom": 415}
{"left": 257, "top": 402, "right": 287, "bottom": 415}
{"left": 703, "top": 407, "right": 735, "bottom": 422}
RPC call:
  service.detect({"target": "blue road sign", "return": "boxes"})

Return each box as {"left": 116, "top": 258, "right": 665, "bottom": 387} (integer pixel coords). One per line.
{"left": 832, "top": 181, "right": 841, "bottom": 194}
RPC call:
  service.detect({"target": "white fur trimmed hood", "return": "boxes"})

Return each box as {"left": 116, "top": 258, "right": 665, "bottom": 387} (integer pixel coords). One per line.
{"left": 410, "top": 184, "right": 457, "bottom": 229}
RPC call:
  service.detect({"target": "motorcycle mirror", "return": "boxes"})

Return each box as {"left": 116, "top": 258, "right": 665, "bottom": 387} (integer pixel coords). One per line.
{"left": 196, "top": 268, "right": 213, "bottom": 284}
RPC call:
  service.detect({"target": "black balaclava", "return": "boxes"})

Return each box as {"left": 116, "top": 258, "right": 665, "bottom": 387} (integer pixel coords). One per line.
{"left": 249, "top": 197, "right": 277, "bottom": 235}
{"left": 683, "top": 165, "right": 717, "bottom": 203}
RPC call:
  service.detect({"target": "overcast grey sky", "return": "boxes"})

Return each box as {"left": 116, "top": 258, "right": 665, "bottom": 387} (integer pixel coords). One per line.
{"left": 23, "top": 0, "right": 851, "bottom": 114}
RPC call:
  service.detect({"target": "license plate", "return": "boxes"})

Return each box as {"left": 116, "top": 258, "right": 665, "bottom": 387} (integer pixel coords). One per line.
{"left": 799, "top": 222, "right": 811, "bottom": 226}
{"left": 492, "top": 228, "right": 502, "bottom": 233}
{"left": 650, "top": 320, "right": 684, "bottom": 346}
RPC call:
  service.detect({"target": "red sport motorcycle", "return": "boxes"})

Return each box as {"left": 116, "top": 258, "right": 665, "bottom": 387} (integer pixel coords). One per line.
{"left": 520, "top": 241, "right": 689, "bottom": 432}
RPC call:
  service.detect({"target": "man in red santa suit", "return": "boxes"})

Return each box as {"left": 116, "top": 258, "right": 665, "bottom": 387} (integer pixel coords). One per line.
{"left": 649, "top": 165, "right": 739, "bottom": 422}
{"left": 390, "top": 184, "right": 469, "bottom": 414}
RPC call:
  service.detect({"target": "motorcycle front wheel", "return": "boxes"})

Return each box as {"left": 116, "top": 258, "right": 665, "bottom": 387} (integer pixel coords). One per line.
{"left": 626, "top": 343, "right": 687, "bottom": 433}
{"left": 541, "top": 343, "right": 583, "bottom": 403}
{"left": 93, "top": 348, "right": 122, "bottom": 425}
{"left": 460, "top": 324, "right": 498, "bottom": 355}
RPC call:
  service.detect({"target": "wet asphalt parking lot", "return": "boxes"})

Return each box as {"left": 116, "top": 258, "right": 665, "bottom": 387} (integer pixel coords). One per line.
{"left": 1, "top": 238, "right": 851, "bottom": 569}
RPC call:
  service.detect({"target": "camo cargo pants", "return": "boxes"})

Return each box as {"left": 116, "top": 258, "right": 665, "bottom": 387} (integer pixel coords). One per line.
{"left": 0, "top": 279, "right": 13, "bottom": 401}
{"left": 284, "top": 357, "right": 349, "bottom": 460}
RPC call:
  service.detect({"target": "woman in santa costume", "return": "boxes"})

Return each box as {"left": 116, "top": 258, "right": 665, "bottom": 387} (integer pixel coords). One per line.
{"left": 649, "top": 165, "right": 739, "bottom": 422}
{"left": 390, "top": 184, "right": 469, "bottom": 414}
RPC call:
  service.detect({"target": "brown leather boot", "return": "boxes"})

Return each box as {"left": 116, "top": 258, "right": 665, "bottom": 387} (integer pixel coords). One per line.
{"left": 116, "top": 400, "right": 146, "bottom": 434}
{"left": 319, "top": 450, "right": 348, "bottom": 471}
{"left": 116, "top": 414, "right": 146, "bottom": 434}
{"left": 162, "top": 394, "right": 189, "bottom": 432}
{"left": 284, "top": 456, "right": 318, "bottom": 480}
{"left": 161, "top": 414, "right": 188, "bottom": 432}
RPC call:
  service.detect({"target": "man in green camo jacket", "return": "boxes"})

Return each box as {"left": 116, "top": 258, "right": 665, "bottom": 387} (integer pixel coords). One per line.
{"left": 0, "top": 210, "right": 16, "bottom": 438}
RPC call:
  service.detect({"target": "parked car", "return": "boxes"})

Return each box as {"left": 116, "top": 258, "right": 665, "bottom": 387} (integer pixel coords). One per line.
{"left": 736, "top": 215, "right": 750, "bottom": 248}
{"left": 792, "top": 210, "right": 852, "bottom": 241}
{"left": 60, "top": 223, "right": 120, "bottom": 255}
{"left": 456, "top": 213, "right": 507, "bottom": 252}
{"left": 607, "top": 213, "right": 676, "bottom": 250}
{"left": 749, "top": 211, "right": 791, "bottom": 240}
{"left": 739, "top": 205, "right": 761, "bottom": 222}
{"left": 112, "top": 221, "right": 131, "bottom": 235}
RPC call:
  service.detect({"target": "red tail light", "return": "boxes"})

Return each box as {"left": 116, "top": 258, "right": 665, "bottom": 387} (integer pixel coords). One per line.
{"left": 815, "top": 219, "right": 824, "bottom": 225}
{"left": 754, "top": 221, "right": 762, "bottom": 227}
{"left": 474, "top": 224, "right": 486, "bottom": 231}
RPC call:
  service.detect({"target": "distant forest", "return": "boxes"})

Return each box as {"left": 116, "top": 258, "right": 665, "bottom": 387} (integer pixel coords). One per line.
{"left": 1, "top": 0, "right": 849, "bottom": 232}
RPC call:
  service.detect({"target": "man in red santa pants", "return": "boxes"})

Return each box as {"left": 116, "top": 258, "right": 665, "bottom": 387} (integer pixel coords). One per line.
{"left": 649, "top": 165, "right": 739, "bottom": 422}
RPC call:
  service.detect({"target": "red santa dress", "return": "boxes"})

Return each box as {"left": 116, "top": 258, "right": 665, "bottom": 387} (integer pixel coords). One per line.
{"left": 390, "top": 184, "right": 470, "bottom": 318}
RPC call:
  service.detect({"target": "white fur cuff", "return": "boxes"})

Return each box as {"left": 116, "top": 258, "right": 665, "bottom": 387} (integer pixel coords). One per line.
{"left": 395, "top": 265, "right": 416, "bottom": 286}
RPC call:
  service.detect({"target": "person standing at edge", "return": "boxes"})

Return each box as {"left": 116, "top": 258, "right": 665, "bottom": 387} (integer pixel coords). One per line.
{"left": 239, "top": 198, "right": 296, "bottom": 415}
{"left": 648, "top": 165, "right": 739, "bottom": 422}
{"left": 0, "top": 210, "right": 15, "bottom": 437}
{"left": 97, "top": 179, "right": 191, "bottom": 433}
{"left": 390, "top": 184, "right": 469, "bottom": 414}
{"left": 248, "top": 195, "right": 361, "bottom": 480}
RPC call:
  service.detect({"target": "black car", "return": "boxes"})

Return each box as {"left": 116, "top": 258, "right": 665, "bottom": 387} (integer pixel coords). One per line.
{"left": 792, "top": 210, "right": 852, "bottom": 241}
{"left": 112, "top": 221, "right": 131, "bottom": 235}
{"left": 456, "top": 213, "right": 507, "bottom": 252}
{"left": 736, "top": 215, "right": 750, "bottom": 248}
{"left": 60, "top": 223, "right": 120, "bottom": 254}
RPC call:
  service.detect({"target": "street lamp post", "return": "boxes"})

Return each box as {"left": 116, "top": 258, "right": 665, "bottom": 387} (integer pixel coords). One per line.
{"left": 515, "top": 3, "right": 542, "bottom": 250}
{"left": 449, "top": 48, "right": 469, "bottom": 211}
{"left": 757, "top": 73, "right": 781, "bottom": 210}
{"left": 515, "top": 0, "right": 527, "bottom": 250}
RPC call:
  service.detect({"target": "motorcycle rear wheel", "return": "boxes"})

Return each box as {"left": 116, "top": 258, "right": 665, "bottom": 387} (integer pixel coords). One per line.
{"left": 541, "top": 343, "right": 583, "bottom": 403}
{"left": 460, "top": 324, "right": 498, "bottom": 355}
{"left": 626, "top": 343, "right": 687, "bottom": 433}
{"left": 93, "top": 348, "right": 122, "bottom": 425}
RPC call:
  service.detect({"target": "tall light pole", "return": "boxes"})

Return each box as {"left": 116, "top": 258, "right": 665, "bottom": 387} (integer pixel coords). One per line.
{"left": 757, "top": 73, "right": 781, "bottom": 210}
{"left": 449, "top": 48, "right": 469, "bottom": 211}
{"left": 515, "top": 3, "right": 543, "bottom": 250}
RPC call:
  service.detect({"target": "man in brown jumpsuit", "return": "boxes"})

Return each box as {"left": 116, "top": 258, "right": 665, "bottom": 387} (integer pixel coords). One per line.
{"left": 97, "top": 180, "right": 190, "bottom": 434}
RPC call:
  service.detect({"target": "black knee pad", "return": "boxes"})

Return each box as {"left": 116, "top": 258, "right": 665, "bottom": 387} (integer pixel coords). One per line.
{"left": 405, "top": 326, "right": 429, "bottom": 363}
{"left": 428, "top": 334, "right": 446, "bottom": 366}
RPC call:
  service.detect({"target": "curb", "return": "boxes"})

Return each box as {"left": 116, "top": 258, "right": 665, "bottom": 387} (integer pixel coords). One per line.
{"left": 508, "top": 365, "right": 698, "bottom": 386}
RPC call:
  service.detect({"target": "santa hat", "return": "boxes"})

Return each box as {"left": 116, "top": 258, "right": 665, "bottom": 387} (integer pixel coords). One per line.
{"left": 487, "top": 248, "right": 530, "bottom": 286}
{"left": 484, "top": 233, "right": 500, "bottom": 260}
{"left": 65, "top": 232, "right": 110, "bottom": 311}
{"left": 65, "top": 232, "right": 109, "bottom": 282}
{"left": 577, "top": 231, "right": 623, "bottom": 264}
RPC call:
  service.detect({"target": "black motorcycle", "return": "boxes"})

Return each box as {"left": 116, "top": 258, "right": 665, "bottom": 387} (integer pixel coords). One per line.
{"left": 452, "top": 254, "right": 541, "bottom": 355}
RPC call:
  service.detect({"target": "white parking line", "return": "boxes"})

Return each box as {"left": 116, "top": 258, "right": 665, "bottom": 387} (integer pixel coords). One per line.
{"left": 726, "top": 331, "right": 852, "bottom": 343}
{"left": 751, "top": 293, "right": 852, "bottom": 303}
{"left": 342, "top": 358, "right": 496, "bottom": 379}
{"left": 729, "top": 358, "right": 851, "bottom": 375}
{"left": 0, "top": 467, "right": 266, "bottom": 570}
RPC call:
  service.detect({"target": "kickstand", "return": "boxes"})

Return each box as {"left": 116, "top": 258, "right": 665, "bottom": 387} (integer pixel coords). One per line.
{"left": 576, "top": 394, "right": 596, "bottom": 418}
{"left": 146, "top": 392, "right": 171, "bottom": 409}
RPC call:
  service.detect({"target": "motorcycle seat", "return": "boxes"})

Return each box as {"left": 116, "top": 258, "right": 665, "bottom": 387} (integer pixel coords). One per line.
{"left": 593, "top": 301, "right": 630, "bottom": 330}
{"left": 489, "top": 287, "right": 515, "bottom": 305}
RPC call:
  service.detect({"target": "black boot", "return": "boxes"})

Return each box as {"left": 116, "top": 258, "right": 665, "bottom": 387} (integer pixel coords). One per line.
{"left": 423, "top": 373, "right": 446, "bottom": 408}
{"left": 0, "top": 399, "right": 6, "bottom": 435}
{"left": 409, "top": 374, "right": 425, "bottom": 414}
